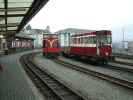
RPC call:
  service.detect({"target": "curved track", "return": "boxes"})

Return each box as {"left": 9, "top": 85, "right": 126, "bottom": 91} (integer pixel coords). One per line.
{"left": 52, "top": 59, "right": 133, "bottom": 90}
{"left": 20, "top": 52, "right": 87, "bottom": 100}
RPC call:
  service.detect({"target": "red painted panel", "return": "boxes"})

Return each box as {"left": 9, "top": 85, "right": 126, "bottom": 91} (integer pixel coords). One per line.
{"left": 48, "top": 48, "right": 60, "bottom": 52}
{"left": 71, "top": 46, "right": 112, "bottom": 57}
{"left": 100, "top": 46, "right": 112, "bottom": 56}
{"left": 86, "top": 47, "right": 96, "bottom": 56}
{"left": 71, "top": 47, "right": 96, "bottom": 56}
{"left": 43, "top": 48, "right": 49, "bottom": 52}
{"left": 43, "top": 48, "right": 60, "bottom": 52}
{"left": 52, "top": 40, "right": 58, "bottom": 48}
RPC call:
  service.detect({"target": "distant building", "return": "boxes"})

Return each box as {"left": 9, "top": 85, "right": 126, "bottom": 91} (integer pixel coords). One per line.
{"left": 55, "top": 28, "right": 95, "bottom": 47}
{"left": 22, "top": 25, "right": 51, "bottom": 49}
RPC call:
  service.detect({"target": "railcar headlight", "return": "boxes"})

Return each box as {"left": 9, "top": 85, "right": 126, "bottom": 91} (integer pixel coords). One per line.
{"left": 106, "top": 52, "right": 108, "bottom": 55}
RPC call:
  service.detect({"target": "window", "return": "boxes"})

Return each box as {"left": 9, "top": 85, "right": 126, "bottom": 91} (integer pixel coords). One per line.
{"left": 83, "top": 37, "right": 86, "bottom": 44}
{"left": 86, "top": 37, "right": 89, "bottom": 44}
{"left": 74, "top": 38, "right": 77, "bottom": 44}
{"left": 101, "top": 35, "right": 111, "bottom": 45}
{"left": 78, "top": 38, "right": 80, "bottom": 44}
{"left": 81, "top": 37, "right": 83, "bottom": 44}
{"left": 86, "top": 36, "right": 92, "bottom": 44}
{"left": 93, "top": 36, "right": 96, "bottom": 44}
{"left": 53, "top": 35, "right": 57, "bottom": 38}
{"left": 71, "top": 38, "right": 74, "bottom": 44}
{"left": 44, "top": 35, "right": 49, "bottom": 38}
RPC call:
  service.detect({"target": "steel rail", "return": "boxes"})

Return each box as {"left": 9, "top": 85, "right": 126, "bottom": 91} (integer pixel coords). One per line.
{"left": 102, "top": 64, "right": 133, "bottom": 73}
{"left": 113, "top": 61, "right": 133, "bottom": 67}
{"left": 24, "top": 54, "right": 64, "bottom": 100}
{"left": 62, "top": 52, "right": 133, "bottom": 73}
{"left": 52, "top": 59, "right": 133, "bottom": 90}
{"left": 23, "top": 52, "right": 87, "bottom": 100}
{"left": 113, "top": 53, "right": 133, "bottom": 60}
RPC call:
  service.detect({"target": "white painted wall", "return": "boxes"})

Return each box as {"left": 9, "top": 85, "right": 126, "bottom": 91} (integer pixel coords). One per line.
{"left": 60, "top": 34, "right": 65, "bottom": 46}
{"left": 58, "top": 33, "right": 81, "bottom": 47}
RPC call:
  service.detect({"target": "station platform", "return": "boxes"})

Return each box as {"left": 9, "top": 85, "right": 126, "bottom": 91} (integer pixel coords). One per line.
{"left": 0, "top": 50, "right": 44, "bottom": 100}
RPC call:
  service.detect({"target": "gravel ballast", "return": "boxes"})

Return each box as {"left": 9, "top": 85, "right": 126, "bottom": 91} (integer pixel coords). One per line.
{"left": 34, "top": 53, "right": 133, "bottom": 100}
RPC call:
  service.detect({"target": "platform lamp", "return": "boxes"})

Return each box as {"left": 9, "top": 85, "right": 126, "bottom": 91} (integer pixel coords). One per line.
{"left": 123, "top": 28, "right": 124, "bottom": 50}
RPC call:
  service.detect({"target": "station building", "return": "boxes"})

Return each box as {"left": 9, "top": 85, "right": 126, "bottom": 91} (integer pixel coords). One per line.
{"left": 6, "top": 31, "right": 34, "bottom": 54}
{"left": 23, "top": 25, "right": 51, "bottom": 49}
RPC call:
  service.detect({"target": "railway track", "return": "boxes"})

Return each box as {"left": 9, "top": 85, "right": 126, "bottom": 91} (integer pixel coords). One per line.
{"left": 78, "top": 59, "right": 133, "bottom": 73}
{"left": 62, "top": 52, "right": 133, "bottom": 73}
{"left": 52, "top": 59, "right": 133, "bottom": 90}
{"left": 20, "top": 52, "right": 87, "bottom": 100}
{"left": 112, "top": 60, "right": 133, "bottom": 66}
{"left": 102, "top": 64, "right": 133, "bottom": 73}
{"left": 113, "top": 53, "right": 133, "bottom": 60}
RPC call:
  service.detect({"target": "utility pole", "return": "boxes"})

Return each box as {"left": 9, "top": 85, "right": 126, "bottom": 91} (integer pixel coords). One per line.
{"left": 123, "top": 28, "right": 124, "bottom": 50}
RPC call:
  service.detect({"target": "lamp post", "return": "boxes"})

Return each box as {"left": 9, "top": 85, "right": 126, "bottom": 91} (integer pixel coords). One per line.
{"left": 123, "top": 28, "right": 124, "bottom": 51}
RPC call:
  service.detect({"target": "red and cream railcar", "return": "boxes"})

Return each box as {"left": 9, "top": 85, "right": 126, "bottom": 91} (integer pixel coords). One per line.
{"left": 43, "top": 34, "right": 60, "bottom": 58}
{"left": 70, "top": 30, "right": 115, "bottom": 64}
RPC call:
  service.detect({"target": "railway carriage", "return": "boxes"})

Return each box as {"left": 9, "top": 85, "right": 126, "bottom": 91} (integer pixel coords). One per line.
{"left": 43, "top": 34, "right": 60, "bottom": 58}
{"left": 70, "top": 30, "right": 115, "bottom": 64}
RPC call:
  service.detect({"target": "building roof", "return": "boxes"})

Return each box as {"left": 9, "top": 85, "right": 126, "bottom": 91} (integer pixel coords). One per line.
{"left": 55, "top": 28, "right": 96, "bottom": 34}
{"left": 34, "top": 29, "right": 50, "bottom": 33}
{"left": 0, "top": 0, "right": 49, "bottom": 36}
{"left": 28, "top": 28, "right": 50, "bottom": 34}
{"left": 15, "top": 31, "right": 34, "bottom": 40}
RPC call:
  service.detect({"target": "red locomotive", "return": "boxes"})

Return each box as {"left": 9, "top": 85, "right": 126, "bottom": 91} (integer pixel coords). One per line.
{"left": 43, "top": 34, "right": 60, "bottom": 58}
{"left": 70, "top": 30, "right": 115, "bottom": 64}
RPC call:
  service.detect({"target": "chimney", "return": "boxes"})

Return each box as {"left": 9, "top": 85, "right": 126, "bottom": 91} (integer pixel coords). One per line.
{"left": 46, "top": 26, "right": 50, "bottom": 32}
{"left": 26, "top": 24, "right": 31, "bottom": 30}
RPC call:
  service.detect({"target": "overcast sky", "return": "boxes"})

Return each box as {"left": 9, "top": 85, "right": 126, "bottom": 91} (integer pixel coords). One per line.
{"left": 27, "top": 0, "right": 133, "bottom": 43}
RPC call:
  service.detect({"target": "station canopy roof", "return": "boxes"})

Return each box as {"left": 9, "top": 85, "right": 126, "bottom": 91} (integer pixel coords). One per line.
{"left": 0, "top": 0, "right": 49, "bottom": 36}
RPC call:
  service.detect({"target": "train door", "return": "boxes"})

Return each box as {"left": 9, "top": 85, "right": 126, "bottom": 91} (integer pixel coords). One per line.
{"left": 97, "top": 32, "right": 101, "bottom": 55}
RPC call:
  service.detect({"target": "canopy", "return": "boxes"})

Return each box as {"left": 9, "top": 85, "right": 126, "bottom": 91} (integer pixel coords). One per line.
{"left": 0, "top": 0, "right": 49, "bottom": 36}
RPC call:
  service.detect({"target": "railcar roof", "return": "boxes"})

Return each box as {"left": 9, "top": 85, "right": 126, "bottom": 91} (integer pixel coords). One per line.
{"left": 71, "top": 30, "right": 111, "bottom": 37}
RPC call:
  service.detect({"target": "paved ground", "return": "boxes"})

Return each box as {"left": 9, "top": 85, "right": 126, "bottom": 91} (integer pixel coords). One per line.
{"left": 0, "top": 50, "right": 44, "bottom": 100}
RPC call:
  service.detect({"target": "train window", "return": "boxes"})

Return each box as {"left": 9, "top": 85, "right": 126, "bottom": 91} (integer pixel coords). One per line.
{"left": 101, "top": 35, "right": 111, "bottom": 45}
{"left": 86, "top": 37, "right": 92, "bottom": 44}
{"left": 81, "top": 37, "right": 83, "bottom": 44}
{"left": 93, "top": 36, "right": 96, "bottom": 44}
{"left": 53, "top": 35, "right": 57, "bottom": 38}
{"left": 78, "top": 38, "right": 80, "bottom": 44}
{"left": 90, "top": 36, "right": 93, "bottom": 43}
{"left": 86, "top": 37, "right": 89, "bottom": 44}
{"left": 83, "top": 37, "right": 86, "bottom": 44}
{"left": 74, "top": 38, "right": 77, "bottom": 44}
{"left": 107, "top": 35, "right": 111, "bottom": 44}
{"left": 71, "top": 38, "right": 74, "bottom": 44}
{"left": 44, "top": 35, "right": 49, "bottom": 38}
